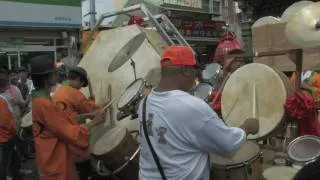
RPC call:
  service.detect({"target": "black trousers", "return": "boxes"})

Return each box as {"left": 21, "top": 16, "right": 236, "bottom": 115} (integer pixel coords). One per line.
{"left": 76, "top": 159, "right": 92, "bottom": 180}
{"left": 0, "top": 136, "right": 22, "bottom": 180}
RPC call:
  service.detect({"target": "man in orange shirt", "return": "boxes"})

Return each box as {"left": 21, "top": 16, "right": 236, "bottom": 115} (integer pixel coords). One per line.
{"left": 52, "top": 66, "right": 110, "bottom": 180}
{"left": 0, "top": 70, "right": 22, "bottom": 180}
{"left": 29, "top": 55, "right": 105, "bottom": 180}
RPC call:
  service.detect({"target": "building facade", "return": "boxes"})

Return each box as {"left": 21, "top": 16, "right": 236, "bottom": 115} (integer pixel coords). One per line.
{"left": 0, "top": 0, "right": 82, "bottom": 70}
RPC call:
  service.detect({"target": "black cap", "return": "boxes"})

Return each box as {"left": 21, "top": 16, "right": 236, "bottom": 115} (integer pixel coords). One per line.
{"left": 30, "top": 55, "right": 55, "bottom": 75}
{"left": 69, "top": 67, "right": 88, "bottom": 87}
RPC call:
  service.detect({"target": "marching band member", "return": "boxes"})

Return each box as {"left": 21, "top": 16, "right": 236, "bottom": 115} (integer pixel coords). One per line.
{"left": 138, "top": 45, "right": 259, "bottom": 180}
{"left": 29, "top": 55, "right": 104, "bottom": 180}
{"left": 52, "top": 66, "right": 109, "bottom": 180}
{"left": 0, "top": 69, "right": 22, "bottom": 180}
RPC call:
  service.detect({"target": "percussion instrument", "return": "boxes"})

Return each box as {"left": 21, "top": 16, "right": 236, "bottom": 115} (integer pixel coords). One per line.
{"left": 117, "top": 78, "right": 145, "bottom": 113}
{"left": 193, "top": 83, "right": 213, "bottom": 102}
{"left": 202, "top": 63, "right": 222, "bottom": 86}
{"left": 79, "top": 25, "right": 164, "bottom": 126}
{"left": 287, "top": 135, "right": 320, "bottom": 169}
{"left": 281, "top": 1, "right": 313, "bottom": 22}
{"left": 108, "top": 32, "right": 146, "bottom": 72}
{"left": 263, "top": 166, "right": 298, "bottom": 180}
{"left": 221, "top": 63, "right": 292, "bottom": 140}
{"left": 210, "top": 141, "right": 263, "bottom": 180}
{"left": 19, "top": 112, "right": 33, "bottom": 142}
{"left": 118, "top": 116, "right": 140, "bottom": 140}
{"left": 286, "top": 2, "right": 320, "bottom": 48}
{"left": 91, "top": 126, "right": 139, "bottom": 179}
{"left": 251, "top": 16, "right": 281, "bottom": 28}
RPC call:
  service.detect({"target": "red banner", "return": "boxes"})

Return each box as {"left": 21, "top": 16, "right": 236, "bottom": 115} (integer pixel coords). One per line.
{"left": 170, "top": 18, "right": 225, "bottom": 38}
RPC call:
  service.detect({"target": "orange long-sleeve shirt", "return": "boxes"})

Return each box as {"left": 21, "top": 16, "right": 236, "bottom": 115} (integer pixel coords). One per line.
{"left": 52, "top": 81, "right": 100, "bottom": 119}
{"left": 32, "top": 90, "right": 89, "bottom": 180}
{"left": 0, "top": 97, "right": 16, "bottom": 143}
{"left": 291, "top": 71, "right": 320, "bottom": 102}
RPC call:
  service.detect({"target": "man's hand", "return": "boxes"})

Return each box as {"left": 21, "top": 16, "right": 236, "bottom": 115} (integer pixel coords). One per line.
{"left": 86, "top": 111, "right": 106, "bottom": 129}
{"left": 240, "top": 118, "right": 259, "bottom": 135}
{"left": 88, "top": 95, "right": 95, "bottom": 101}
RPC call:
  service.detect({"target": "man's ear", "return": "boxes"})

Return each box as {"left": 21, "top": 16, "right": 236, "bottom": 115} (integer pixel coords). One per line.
{"left": 180, "top": 66, "right": 189, "bottom": 77}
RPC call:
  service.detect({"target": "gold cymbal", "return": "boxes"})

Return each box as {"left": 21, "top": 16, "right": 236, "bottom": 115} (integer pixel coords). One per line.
{"left": 281, "top": 1, "right": 313, "bottom": 22}
{"left": 108, "top": 32, "right": 146, "bottom": 72}
{"left": 286, "top": 2, "right": 320, "bottom": 48}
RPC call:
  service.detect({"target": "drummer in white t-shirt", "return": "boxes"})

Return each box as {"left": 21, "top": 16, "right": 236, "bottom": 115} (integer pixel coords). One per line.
{"left": 138, "top": 45, "right": 259, "bottom": 180}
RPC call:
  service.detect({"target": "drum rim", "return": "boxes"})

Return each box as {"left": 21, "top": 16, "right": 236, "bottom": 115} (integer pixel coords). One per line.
{"left": 263, "top": 166, "right": 298, "bottom": 178}
{"left": 222, "top": 63, "right": 288, "bottom": 140}
{"left": 117, "top": 78, "right": 145, "bottom": 110}
{"left": 210, "top": 141, "right": 262, "bottom": 168}
{"left": 287, "top": 135, "right": 320, "bottom": 163}
{"left": 194, "top": 83, "right": 213, "bottom": 100}
{"left": 202, "top": 63, "right": 221, "bottom": 81}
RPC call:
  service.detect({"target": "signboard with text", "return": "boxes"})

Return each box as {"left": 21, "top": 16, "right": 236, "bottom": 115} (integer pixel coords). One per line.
{"left": 0, "top": 0, "right": 81, "bottom": 28}
{"left": 163, "top": 0, "right": 202, "bottom": 9}
{"left": 170, "top": 18, "right": 225, "bottom": 38}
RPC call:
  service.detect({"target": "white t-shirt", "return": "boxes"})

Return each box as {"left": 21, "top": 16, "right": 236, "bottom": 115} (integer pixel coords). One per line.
{"left": 1, "top": 85, "right": 24, "bottom": 121}
{"left": 138, "top": 90, "right": 246, "bottom": 180}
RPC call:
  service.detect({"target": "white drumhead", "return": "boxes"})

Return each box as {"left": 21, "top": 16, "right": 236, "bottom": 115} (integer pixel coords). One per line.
{"left": 118, "top": 117, "right": 139, "bottom": 133}
{"left": 194, "top": 83, "right": 213, "bottom": 100}
{"left": 92, "top": 126, "right": 127, "bottom": 156}
{"left": 117, "top": 79, "right": 144, "bottom": 109}
{"left": 263, "top": 166, "right": 298, "bottom": 180}
{"left": 287, "top": 135, "right": 320, "bottom": 163}
{"left": 202, "top": 63, "right": 221, "bottom": 82}
{"left": 20, "top": 112, "right": 33, "bottom": 128}
{"left": 210, "top": 141, "right": 260, "bottom": 165}
{"left": 221, "top": 63, "right": 290, "bottom": 139}
{"left": 252, "top": 16, "right": 280, "bottom": 28}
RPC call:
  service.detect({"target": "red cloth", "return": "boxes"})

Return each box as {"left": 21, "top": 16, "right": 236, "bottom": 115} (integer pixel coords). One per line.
{"left": 128, "top": 16, "right": 144, "bottom": 26}
{"left": 285, "top": 92, "right": 320, "bottom": 136}
{"left": 213, "top": 32, "right": 242, "bottom": 63}
{"left": 208, "top": 89, "right": 222, "bottom": 117}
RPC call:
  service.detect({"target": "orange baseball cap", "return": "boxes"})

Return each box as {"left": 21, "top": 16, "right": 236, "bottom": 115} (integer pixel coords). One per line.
{"left": 160, "top": 45, "right": 197, "bottom": 67}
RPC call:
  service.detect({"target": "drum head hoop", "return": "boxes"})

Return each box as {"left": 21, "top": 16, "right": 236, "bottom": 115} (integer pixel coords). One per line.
{"left": 263, "top": 166, "right": 298, "bottom": 180}
{"left": 210, "top": 141, "right": 260, "bottom": 165}
{"left": 287, "top": 135, "right": 320, "bottom": 163}
{"left": 117, "top": 78, "right": 144, "bottom": 109}
{"left": 194, "top": 83, "right": 212, "bottom": 100}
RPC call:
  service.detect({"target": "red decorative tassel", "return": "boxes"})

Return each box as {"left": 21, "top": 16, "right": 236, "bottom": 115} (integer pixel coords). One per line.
{"left": 285, "top": 92, "right": 320, "bottom": 136}
{"left": 208, "top": 89, "right": 222, "bottom": 117}
{"left": 128, "top": 16, "right": 144, "bottom": 26}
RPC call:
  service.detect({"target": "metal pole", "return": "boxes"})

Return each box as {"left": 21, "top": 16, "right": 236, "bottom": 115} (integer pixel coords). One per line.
{"left": 17, "top": 51, "right": 21, "bottom": 67}
{"left": 89, "top": 0, "right": 96, "bottom": 32}
{"left": 8, "top": 55, "right": 11, "bottom": 70}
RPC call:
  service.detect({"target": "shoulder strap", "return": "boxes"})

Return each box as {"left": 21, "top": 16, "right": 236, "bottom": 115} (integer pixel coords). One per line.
{"left": 142, "top": 95, "right": 167, "bottom": 180}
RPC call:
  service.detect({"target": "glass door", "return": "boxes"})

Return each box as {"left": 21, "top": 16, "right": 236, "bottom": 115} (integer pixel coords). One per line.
{"left": 7, "top": 52, "right": 20, "bottom": 70}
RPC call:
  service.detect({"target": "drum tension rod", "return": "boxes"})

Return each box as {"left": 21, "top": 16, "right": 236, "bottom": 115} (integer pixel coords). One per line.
{"left": 130, "top": 58, "right": 137, "bottom": 80}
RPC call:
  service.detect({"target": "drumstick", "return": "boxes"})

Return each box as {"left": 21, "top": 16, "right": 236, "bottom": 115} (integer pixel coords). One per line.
{"left": 87, "top": 77, "right": 94, "bottom": 99}
{"left": 252, "top": 81, "right": 257, "bottom": 119}
{"left": 108, "top": 84, "right": 116, "bottom": 129}
{"left": 211, "top": 73, "right": 231, "bottom": 105}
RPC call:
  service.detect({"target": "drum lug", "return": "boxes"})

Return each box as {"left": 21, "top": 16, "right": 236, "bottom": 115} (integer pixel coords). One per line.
{"left": 260, "top": 151, "right": 264, "bottom": 163}
{"left": 245, "top": 162, "right": 253, "bottom": 175}
{"left": 225, "top": 167, "right": 232, "bottom": 179}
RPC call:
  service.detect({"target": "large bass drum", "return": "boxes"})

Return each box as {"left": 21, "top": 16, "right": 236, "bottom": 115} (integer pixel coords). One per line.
{"left": 79, "top": 25, "right": 165, "bottom": 126}
{"left": 221, "top": 63, "right": 292, "bottom": 140}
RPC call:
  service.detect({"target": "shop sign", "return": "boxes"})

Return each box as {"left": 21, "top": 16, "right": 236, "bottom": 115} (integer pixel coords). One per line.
{"left": 163, "top": 0, "right": 202, "bottom": 9}
{"left": 170, "top": 18, "right": 225, "bottom": 38}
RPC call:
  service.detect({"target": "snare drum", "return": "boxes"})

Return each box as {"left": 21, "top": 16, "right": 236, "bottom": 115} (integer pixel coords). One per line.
{"left": 117, "top": 78, "right": 145, "bottom": 113}
{"left": 194, "top": 83, "right": 213, "bottom": 102}
{"left": 91, "top": 126, "right": 139, "bottom": 179}
{"left": 263, "top": 166, "right": 298, "bottom": 180}
{"left": 287, "top": 135, "right": 320, "bottom": 169}
{"left": 202, "top": 63, "right": 222, "bottom": 86}
{"left": 210, "top": 141, "right": 263, "bottom": 180}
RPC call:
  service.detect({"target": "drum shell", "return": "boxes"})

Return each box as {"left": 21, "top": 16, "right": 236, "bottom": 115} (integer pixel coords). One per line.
{"left": 210, "top": 156, "right": 263, "bottom": 180}
{"left": 93, "top": 130, "right": 139, "bottom": 179}
{"left": 19, "top": 125, "right": 34, "bottom": 142}
{"left": 210, "top": 141, "right": 263, "bottom": 180}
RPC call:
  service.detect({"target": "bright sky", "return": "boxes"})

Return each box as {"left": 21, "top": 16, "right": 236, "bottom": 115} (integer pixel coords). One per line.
{"left": 81, "top": 0, "right": 128, "bottom": 27}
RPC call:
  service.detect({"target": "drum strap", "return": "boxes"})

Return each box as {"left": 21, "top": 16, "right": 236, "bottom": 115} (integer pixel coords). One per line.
{"left": 142, "top": 95, "right": 167, "bottom": 180}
